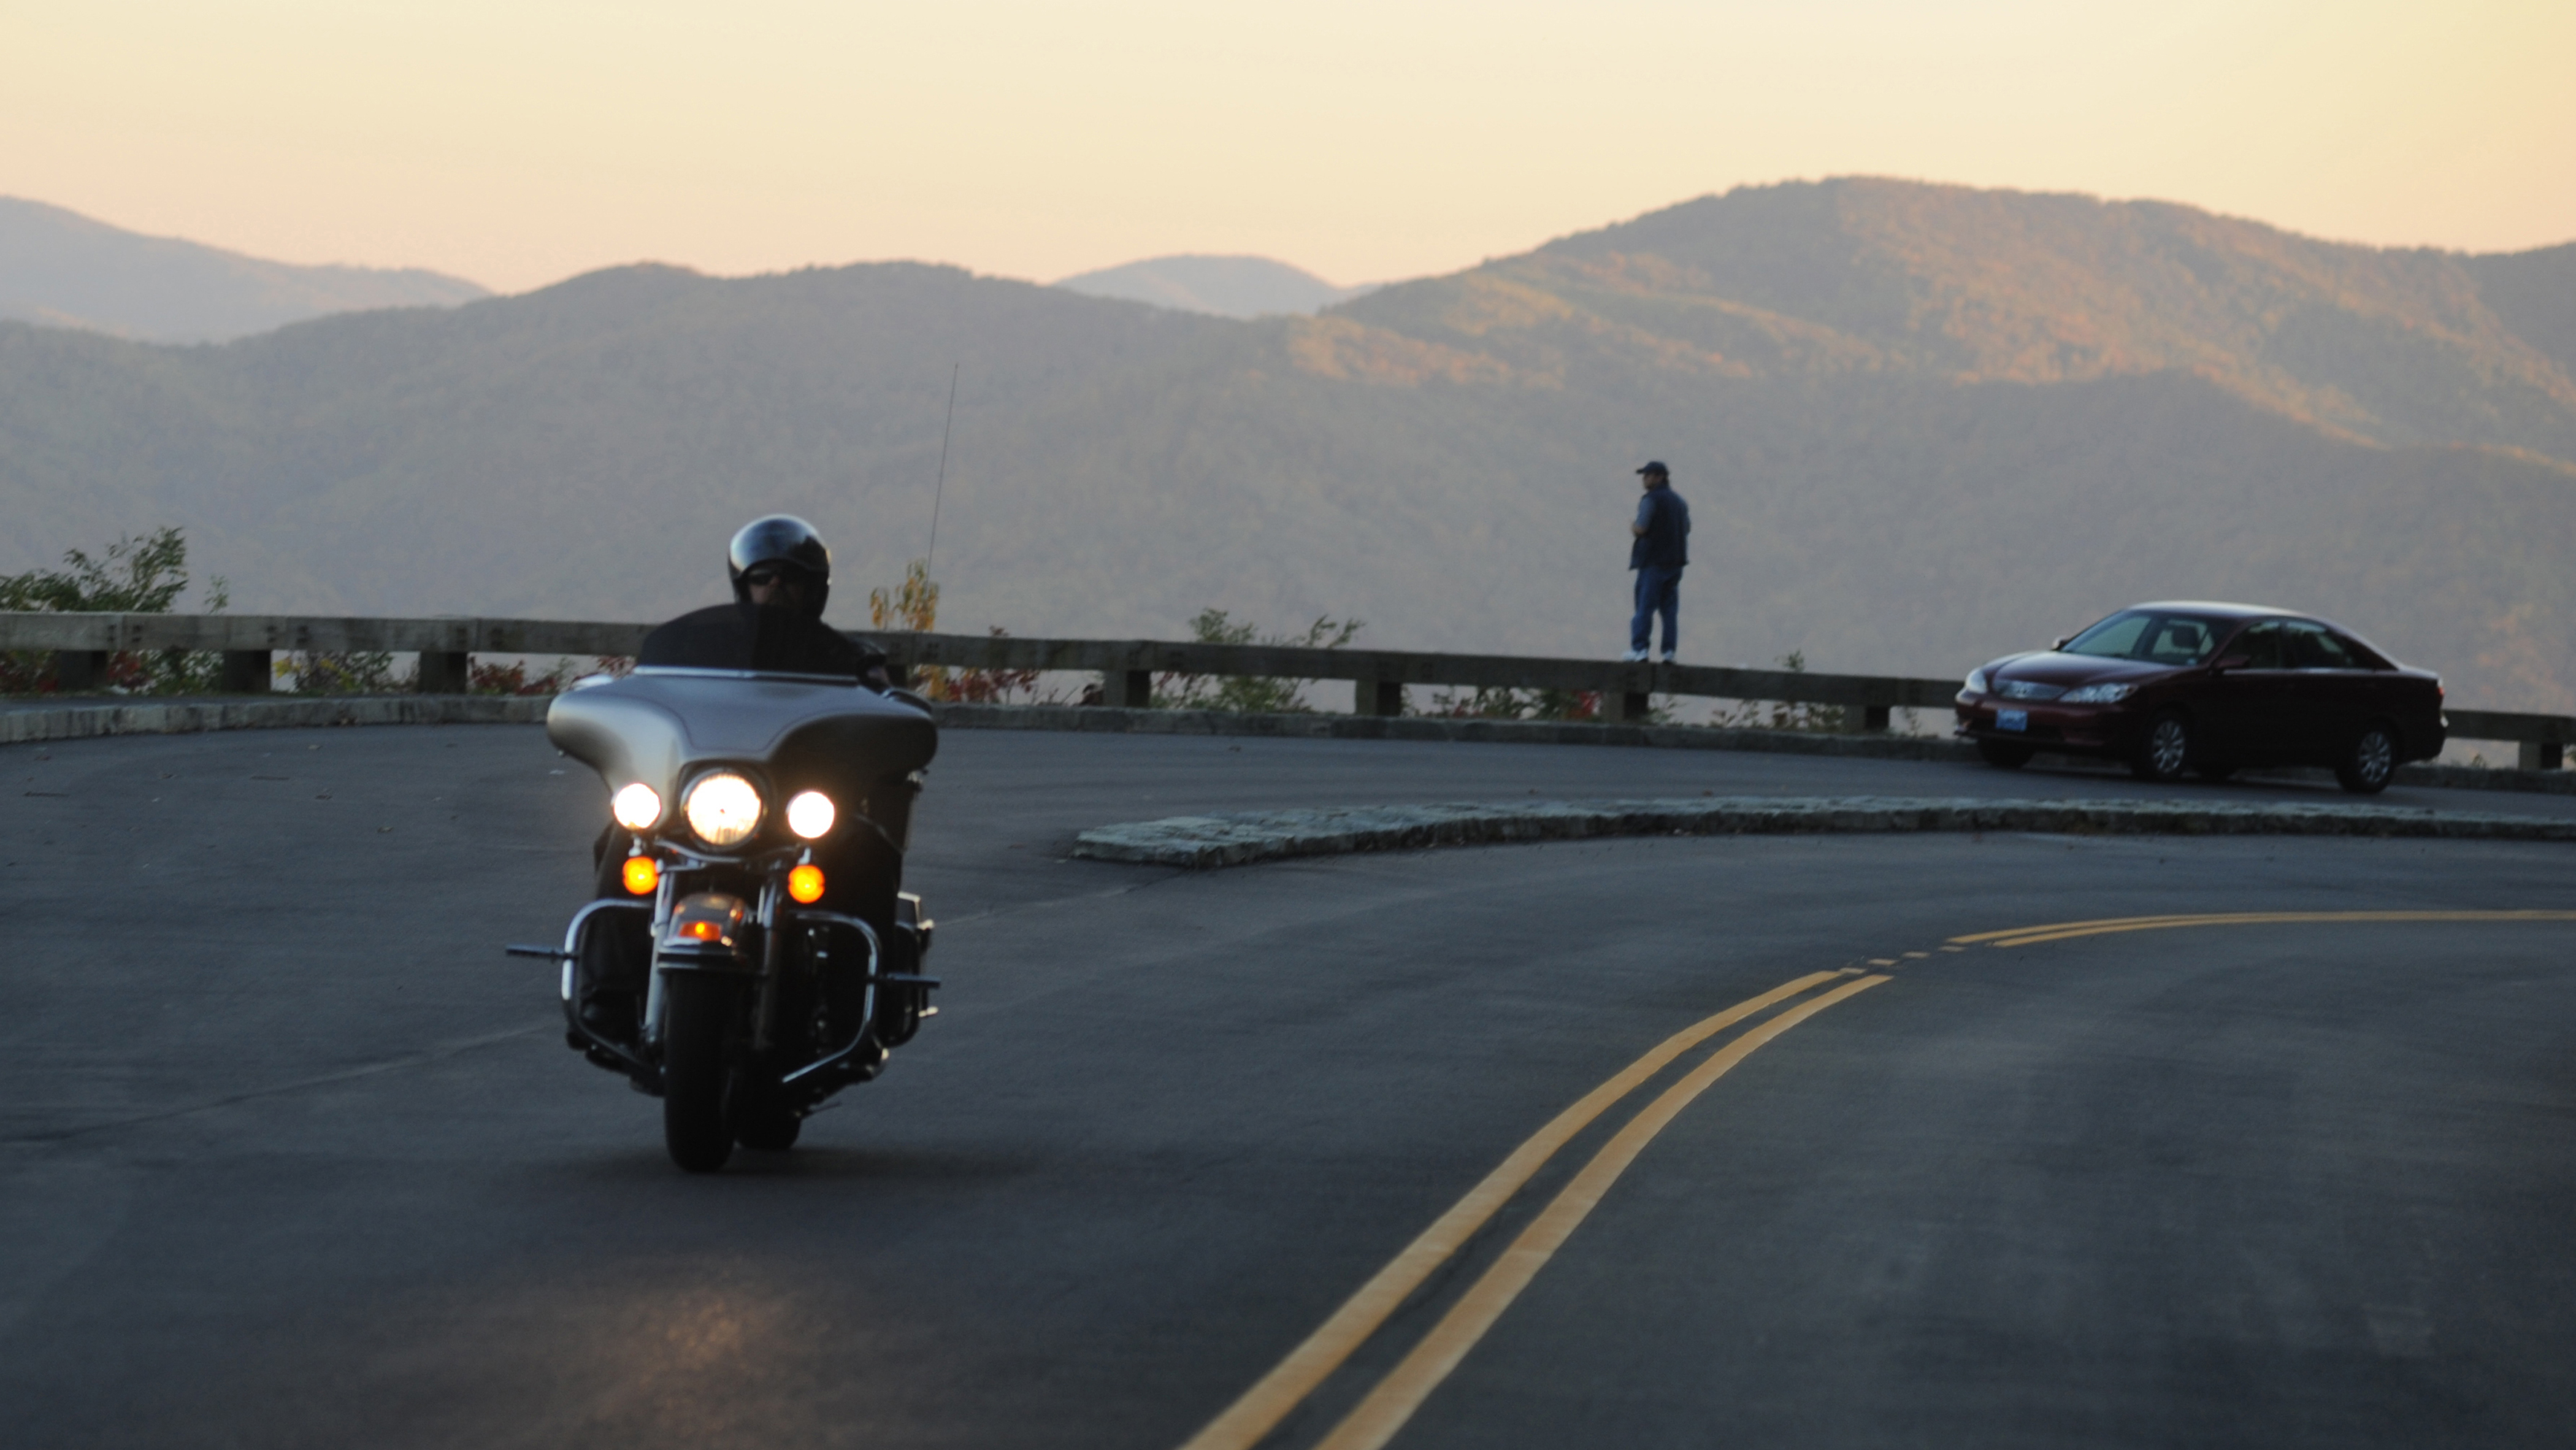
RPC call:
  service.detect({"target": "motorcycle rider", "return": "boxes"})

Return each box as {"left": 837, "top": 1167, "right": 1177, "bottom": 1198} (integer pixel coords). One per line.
{"left": 634, "top": 515, "right": 893, "bottom": 685}
{"left": 578, "top": 515, "right": 908, "bottom": 1045}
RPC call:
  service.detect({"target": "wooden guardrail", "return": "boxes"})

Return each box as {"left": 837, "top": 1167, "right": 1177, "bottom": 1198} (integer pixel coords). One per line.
{"left": 4, "top": 612, "right": 2567, "bottom": 768}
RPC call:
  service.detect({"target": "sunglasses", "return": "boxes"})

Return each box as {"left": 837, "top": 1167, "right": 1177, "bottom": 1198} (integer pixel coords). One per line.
{"left": 742, "top": 568, "right": 791, "bottom": 587}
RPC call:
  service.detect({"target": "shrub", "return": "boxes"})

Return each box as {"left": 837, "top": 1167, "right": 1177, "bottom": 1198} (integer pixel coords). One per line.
{"left": 1422, "top": 686, "right": 1604, "bottom": 721}
{"left": 868, "top": 559, "right": 960, "bottom": 698}
{"left": 1708, "top": 651, "right": 1844, "bottom": 732}
{"left": 278, "top": 651, "right": 404, "bottom": 694}
{"left": 465, "top": 655, "right": 635, "bottom": 696}
{"left": 1154, "top": 610, "right": 1363, "bottom": 712}
{"left": 0, "top": 527, "right": 229, "bottom": 695}
{"left": 942, "top": 627, "right": 1070, "bottom": 704}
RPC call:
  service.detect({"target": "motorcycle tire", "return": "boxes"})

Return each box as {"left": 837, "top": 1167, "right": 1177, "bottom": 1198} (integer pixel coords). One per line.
{"left": 727, "top": 1081, "right": 803, "bottom": 1152}
{"left": 661, "top": 973, "right": 740, "bottom": 1173}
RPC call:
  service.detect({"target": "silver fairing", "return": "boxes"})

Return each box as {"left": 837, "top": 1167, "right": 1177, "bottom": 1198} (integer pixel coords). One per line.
{"left": 546, "top": 667, "right": 937, "bottom": 848}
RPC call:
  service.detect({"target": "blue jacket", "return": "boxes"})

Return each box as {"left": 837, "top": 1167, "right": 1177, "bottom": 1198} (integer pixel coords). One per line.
{"left": 1630, "top": 486, "right": 1690, "bottom": 570}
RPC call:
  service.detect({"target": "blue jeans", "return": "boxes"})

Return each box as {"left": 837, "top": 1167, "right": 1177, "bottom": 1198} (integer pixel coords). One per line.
{"left": 1631, "top": 565, "right": 1681, "bottom": 655}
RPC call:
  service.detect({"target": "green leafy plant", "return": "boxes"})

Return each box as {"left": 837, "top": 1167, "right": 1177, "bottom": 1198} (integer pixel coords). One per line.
{"left": 1154, "top": 609, "right": 1363, "bottom": 712}
{"left": 0, "top": 527, "right": 230, "bottom": 695}
{"left": 1421, "top": 685, "right": 1604, "bottom": 721}
{"left": 277, "top": 651, "right": 402, "bottom": 695}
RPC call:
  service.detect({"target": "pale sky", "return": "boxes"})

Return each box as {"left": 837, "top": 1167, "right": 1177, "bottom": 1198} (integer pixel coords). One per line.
{"left": 5, "top": 0, "right": 2570, "bottom": 294}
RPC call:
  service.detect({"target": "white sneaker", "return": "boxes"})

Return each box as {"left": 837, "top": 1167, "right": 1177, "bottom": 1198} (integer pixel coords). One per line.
{"left": 1620, "top": 648, "right": 1649, "bottom": 662}
{"left": 1659, "top": 651, "right": 1676, "bottom": 664}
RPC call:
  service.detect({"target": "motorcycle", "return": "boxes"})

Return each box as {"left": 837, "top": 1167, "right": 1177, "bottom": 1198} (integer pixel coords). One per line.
{"left": 510, "top": 663, "right": 940, "bottom": 1171}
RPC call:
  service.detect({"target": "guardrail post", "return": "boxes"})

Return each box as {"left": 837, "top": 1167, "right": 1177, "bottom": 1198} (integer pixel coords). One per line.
{"left": 1355, "top": 677, "right": 1403, "bottom": 717}
{"left": 1848, "top": 704, "right": 1891, "bottom": 732}
{"left": 1109, "top": 669, "right": 1152, "bottom": 709}
{"left": 2520, "top": 741, "right": 2564, "bottom": 771}
{"left": 1606, "top": 689, "right": 1652, "bottom": 723}
{"left": 218, "top": 650, "right": 271, "bottom": 693}
{"left": 417, "top": 651, "right": 470, "bottom": 694}
{"left": 53, "top": 650, "right": 108, "bottom": 692}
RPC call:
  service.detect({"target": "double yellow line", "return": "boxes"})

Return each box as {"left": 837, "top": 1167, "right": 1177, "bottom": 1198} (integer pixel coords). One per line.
{"left": 1956, "top": 908, "right": 2576, "bottom": 950}
{"left": 1180, "top": 905, "right": 2576, "bottom": 1449}
{"left": 1178, "top": 970, "right": 1889, "bottom": 1450}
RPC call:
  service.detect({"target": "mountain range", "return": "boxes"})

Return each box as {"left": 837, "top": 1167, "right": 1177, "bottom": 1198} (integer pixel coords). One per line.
{"left": 1054, "top": 255, "right": 1373, "bottom": 318}
{"left": 2, "top": 177, "right": 2570, "bottom": 712}
{"left": 0, "top": 197, "right": 488, "bottom": 343}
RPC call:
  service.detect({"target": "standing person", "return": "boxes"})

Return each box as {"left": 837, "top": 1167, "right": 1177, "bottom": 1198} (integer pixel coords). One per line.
{"left": 1625, "top": 461, "right": 1690, "bottom": 662}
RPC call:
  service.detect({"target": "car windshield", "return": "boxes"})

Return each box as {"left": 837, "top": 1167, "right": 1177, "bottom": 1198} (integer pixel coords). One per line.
{"left": 2061, "top": 610, "right": 2227, "bottom": 667}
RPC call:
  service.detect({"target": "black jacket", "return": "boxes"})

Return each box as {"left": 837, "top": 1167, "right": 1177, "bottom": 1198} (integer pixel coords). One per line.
{"left": 638, "top": 602, "right": 887, "bottom": 680}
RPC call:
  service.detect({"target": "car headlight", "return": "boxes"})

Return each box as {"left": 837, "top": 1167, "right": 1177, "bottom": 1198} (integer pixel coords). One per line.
{"left": 786, "top": 790, "right": 836, "bottom": 840}
{"left": 683, "top": 772, "right": 764, "bottom": 846}
{"left": 610, "top": 782, "right": 663, "bottom": 832}
{"left": 2060, "top": 682, "right": 2136, "bottom": 704}
{"left": 1963, "top": 668, "right": 1988, "bottom": 694}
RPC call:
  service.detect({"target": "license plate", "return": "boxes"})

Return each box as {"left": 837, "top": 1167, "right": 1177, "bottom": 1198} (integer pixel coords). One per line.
{"left": 1996, "top": 708, "right": 2028, "bottom": 732}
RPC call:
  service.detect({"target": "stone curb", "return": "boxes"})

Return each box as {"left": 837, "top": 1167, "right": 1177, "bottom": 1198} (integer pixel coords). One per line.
{"left": 1070, "top": 796, "right": 2576, "bottom": 869}
{"left": 0, "top": 694, "right": 550, "bottom": 745}
{"left": 6, "top": 697, "right": 2569, "bottom": 799}
{"left": 927, "top": 701, "right": 1979, "bottom": 759}
{"left": 926, "top": 705, "right": 2574, "bottom": 796}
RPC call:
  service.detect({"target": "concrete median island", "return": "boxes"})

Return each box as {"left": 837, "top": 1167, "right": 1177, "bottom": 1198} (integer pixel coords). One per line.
{"left": 1071, "top": 796, "right": 2576, "bottom": 869}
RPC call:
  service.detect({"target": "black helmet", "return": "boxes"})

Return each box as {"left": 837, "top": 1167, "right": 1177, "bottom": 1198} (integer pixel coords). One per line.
{"left": 727, "top": 515, "right": 832, "bottom": 614}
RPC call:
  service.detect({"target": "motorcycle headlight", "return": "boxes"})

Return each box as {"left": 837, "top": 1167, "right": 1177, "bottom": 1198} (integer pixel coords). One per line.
{"left": 610, "top": 782, "right": 663, "bottom": 832}
{"left": 2060, "top": 682, "right": 2136, "bottom": 704}
{"left": 786, "top": 790, "right": 837, "bottom": 840}
{"left": 1963, "top": 668, "right": 1988, "bottom": 695}
{"left": 682, "top": 772, "right": 764, "bottom": 846}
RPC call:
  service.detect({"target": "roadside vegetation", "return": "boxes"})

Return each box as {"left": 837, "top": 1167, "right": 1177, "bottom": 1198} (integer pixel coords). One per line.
{"left": 1420, "top": 685, "right": 1604, "bottom": 721}
{"left": 1, "top": 540, "right": 1917, "bottom": 735}
{"left": 0, "top": 527, "right": 229, "bottom": 694}
{"left": 2, "top": 527, "right": 631, "bottom": 697}
{"left": 1153, "top": 609, "right": 1363, "bottom": 712}
{"left": 868, "top": 558, "right": 1073, "bottom": 704}
{"left": 1706, "top": 652, "right": 1842, "bottom": 732}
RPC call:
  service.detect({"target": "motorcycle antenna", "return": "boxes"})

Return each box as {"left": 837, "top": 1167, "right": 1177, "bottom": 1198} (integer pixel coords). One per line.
{"left": 924, "top": 362, "right": 958, "bottom": 581}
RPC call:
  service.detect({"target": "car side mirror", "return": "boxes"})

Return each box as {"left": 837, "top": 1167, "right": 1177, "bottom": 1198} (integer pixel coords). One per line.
{"left": 2050, "top": 636, "right": 2072, "bottom": 650}
{"left": 2211, "top": 654, "right": 2250, "bottom": 672}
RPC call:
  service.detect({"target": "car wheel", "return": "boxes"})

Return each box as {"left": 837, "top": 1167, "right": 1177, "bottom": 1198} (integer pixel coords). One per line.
{"left": 2131, "top": 710, "right": 2191, "bottom": 783}
{"left": 1977, "top": 739, "right": 2033, "bottom": 769}
{"left": 2336, "top": 722, "right": 2398, "bottom": 794}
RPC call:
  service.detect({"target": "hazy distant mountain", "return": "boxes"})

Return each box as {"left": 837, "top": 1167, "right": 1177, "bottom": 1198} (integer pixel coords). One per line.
{"left": 1055, "top": 254, "right": 1373, "bottom": 318}
{"left": 4, "top": 179, "right": 2572, "bottom": 712}
{"left": 0, "top": 197, "right": 488, "bottom": 343}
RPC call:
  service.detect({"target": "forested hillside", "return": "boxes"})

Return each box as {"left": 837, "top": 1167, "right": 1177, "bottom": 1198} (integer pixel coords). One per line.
{"left": 0, "top": 197, "right": 488, "bottom": 342}
{"left": 4, "top": 178, "right": 2570, "bottom": 707}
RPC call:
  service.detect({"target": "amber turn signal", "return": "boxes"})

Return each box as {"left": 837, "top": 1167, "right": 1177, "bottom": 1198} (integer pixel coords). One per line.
{"left": 621, "top": 855, "right": 659, "bottom": 896}
{"left": 680, "top": 918, "right": 724, "bottom": 942}
{"left": 788, "top": 864, "right": 826, "bottom": 903}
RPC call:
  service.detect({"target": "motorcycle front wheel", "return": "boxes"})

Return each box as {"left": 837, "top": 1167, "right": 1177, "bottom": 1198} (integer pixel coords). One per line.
{"left": 661, "top": 973, "right": 742, "bottom": 1173}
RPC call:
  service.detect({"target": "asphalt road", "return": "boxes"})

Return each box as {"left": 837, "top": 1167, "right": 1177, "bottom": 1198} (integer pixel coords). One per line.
{"left": 5, "top": 724, "right": 2574, "bottom": 1448}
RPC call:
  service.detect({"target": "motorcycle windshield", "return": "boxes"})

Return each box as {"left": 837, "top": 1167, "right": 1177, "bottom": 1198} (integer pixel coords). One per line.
{"left": 547, "top": 668, "right": 937, "bottom": 828}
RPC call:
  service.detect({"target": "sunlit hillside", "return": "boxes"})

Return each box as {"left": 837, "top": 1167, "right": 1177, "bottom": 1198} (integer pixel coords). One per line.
{"left": 3, "top": 179, "right": 2570, "bottom": 708}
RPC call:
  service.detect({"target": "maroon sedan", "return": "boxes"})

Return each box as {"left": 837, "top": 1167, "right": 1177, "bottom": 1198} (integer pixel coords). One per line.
{"left": 1954, "top": 602, "right": 2446, "bottom": 792}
